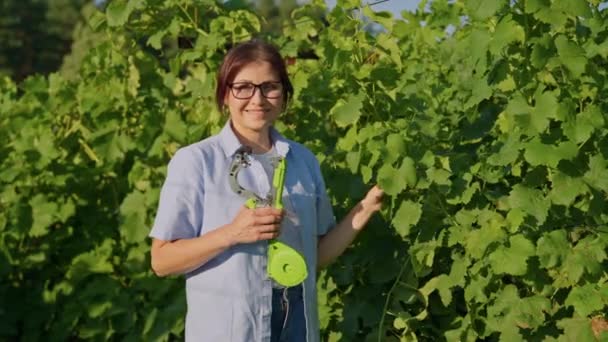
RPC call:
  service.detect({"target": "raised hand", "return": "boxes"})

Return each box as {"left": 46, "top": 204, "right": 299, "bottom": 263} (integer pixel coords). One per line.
{"left": 360, "top": 185, "right": 384, "bottom": 214}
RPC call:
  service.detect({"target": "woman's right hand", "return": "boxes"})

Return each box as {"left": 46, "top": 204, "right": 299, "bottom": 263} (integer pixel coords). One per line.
{"left": 222, "top": 206, "right": 284, "bottom": 246}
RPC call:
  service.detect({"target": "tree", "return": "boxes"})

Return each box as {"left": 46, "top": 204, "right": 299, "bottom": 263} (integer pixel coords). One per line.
{"left": 0, "top": 0, "right": 87, "bottom": 81}
{"left": 59, "top": 3, "right": 107, "bottom": 80}
{"left": 249, "top": 0, "right": 299, "bottom": 34}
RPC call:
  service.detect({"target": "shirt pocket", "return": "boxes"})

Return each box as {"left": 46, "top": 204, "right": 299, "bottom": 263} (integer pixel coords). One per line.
{"left": 201, "top": 189, "right": 244, "bottom": 234}
{"left": 286, "top": 190, "right": 315, "bottom": 214}
{"left": 284, "top": 180, "right": 318, "bottom": 236}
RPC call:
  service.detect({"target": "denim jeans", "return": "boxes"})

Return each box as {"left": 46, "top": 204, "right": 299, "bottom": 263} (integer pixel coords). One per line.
{"left": 271, "top": 285, "right": 306, "bottom": 342}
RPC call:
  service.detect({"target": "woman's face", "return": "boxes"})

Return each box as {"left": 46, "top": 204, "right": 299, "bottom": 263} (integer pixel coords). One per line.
{"left": 225, "top": 61, "right": 284, "bottom": 136}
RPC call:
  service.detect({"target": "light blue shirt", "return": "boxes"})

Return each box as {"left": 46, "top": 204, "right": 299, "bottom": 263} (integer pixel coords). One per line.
{"left": 150, "top": 121, "right": 336, "bottom": 342}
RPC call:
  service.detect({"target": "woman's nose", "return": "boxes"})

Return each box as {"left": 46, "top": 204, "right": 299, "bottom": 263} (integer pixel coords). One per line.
{"left": 250, "top": 87, "right": 265, "bottom": 103}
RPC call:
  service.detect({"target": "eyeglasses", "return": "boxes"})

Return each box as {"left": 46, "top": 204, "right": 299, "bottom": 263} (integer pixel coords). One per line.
{"left": 228, "top": 81, "right": 283, "bottom": 99}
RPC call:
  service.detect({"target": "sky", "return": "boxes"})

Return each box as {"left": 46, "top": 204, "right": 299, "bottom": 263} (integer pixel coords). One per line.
{"left": 324, "top": 0, "right": 421, "bottom": 18}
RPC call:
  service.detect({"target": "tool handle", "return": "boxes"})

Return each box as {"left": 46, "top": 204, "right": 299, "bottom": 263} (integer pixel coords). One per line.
{"left": 272, "top": 158, "right": 286, "bottom": 209}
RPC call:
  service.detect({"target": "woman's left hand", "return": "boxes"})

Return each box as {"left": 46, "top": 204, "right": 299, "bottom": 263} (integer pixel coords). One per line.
{"left": 360, "top": 185, "right": 384, "bottom": 213}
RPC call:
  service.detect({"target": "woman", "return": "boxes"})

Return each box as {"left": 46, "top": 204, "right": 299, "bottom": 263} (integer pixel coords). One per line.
{"left": 149, "top": 39, "right": 383, "bottom": 342}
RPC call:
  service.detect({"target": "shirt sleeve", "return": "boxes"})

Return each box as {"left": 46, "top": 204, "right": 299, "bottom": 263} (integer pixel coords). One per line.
{"left": 313, "top": 159, "right": 336, "bottom": 236}
{"left": 149, "top": 147, "right": 204, "bottom": 241}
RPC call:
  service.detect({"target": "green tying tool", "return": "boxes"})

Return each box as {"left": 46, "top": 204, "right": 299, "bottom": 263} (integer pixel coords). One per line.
{"left": 229, "top": 147, "right": 307, "bottom": 287}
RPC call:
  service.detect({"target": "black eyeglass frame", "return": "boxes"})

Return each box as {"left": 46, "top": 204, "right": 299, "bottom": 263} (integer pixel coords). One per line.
{"left": 228, "top": 81, "right": 284, "bottom": 99}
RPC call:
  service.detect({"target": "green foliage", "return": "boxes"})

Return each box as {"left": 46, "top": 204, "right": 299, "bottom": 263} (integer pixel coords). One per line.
{"left": 1, "top": 0, "right": 608, "bottom": 340}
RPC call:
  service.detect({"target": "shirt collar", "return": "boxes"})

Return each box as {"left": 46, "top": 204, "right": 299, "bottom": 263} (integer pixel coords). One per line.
{"left": 218, "top": 120, "right": 290, "bottom": 158}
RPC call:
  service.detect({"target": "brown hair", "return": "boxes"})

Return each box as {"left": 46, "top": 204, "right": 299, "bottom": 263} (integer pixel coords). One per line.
{"left": 215, "top": 40, "right": 294, "bottom": 111}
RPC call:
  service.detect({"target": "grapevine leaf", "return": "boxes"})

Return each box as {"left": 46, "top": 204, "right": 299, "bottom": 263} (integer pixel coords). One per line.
{"left": 549, "top": 172, "right": 587, "bottom": 206}
{"left": 583, "top": 154, "right": 608, "bottom": 192}
{"left": 559, "top": 236, "right": 608, "bottom": 286}
{"left": 531, "top": 38, "right": 553, "bottom": 69}
{"left": 147, "top": 29, "right": 166, "bottom": 50}
{"left": 119, "top": 191, "right": 149, "bottom": 244}
{"left": 377, "top": 33, "right": 402, "bottom": 69}
{"left": 360, "top": 165, "right": 372, "bottom": 184}
{"left": 525, "top": 0, "right": 550, "bottom": 13}
{"left": 489, "top": 235, "right": 535, "bottom": 276}
{"left": 410, "top": 241, "right": 436, "bottom": 278}
{"left": 455, "top": 209, "right": 479, "bottom": 227}
{"left": 501, "top": 95, "right": 530, "bottom": 133}
{"left": 345, "top": 150, "right": 360, "bottom": 174}
{"left": 378, "top": 163, "right": 407, "bottom": 196}
{"left": 400, "top": 157, "right": 417, "bottom": 188}
{"left": 506, "top": 208, "right": 526, "bottom": 232}
{"left": 447, "top": 178, "right": 479, "bottom": 205}
{"left": 66, "top": 240, "right": 114, "bottom": 283}
{"left": 90, "top": 129, "right": 125, "bottom": 164}
{"left": 469, "top": 28, "right": 491, "bottom": 71}
{"left": 465, "top": 77, "right": 492, "bottom": 108}
{"left": 505, "top": 94, "right": 530, "bottom": 116}
{"left": 106, "top": 0, "right": 138, "bottom": 27}
{"left": 362, "top": 6, "right": 394, "bottom": 32}
{"left": 508, "top": 184, "right": 550, "bottom": 225}
{"left": 392, "top": 200, "right": 422, "bottom": 238}
{"left": 385, "top": 133, "right": 406, "bottom": 164}
{"left": 530, "top": 91, "right": 559, "bottom": 132}
{"left": 489, "top": 15, "right": 524, "bottom": 54}
{"left": 465, "top": 223, "right": 507, "bottom": 259}
{"left": 337, "top": 126, "right": 358, "bottom": 151}
{"left": 143, "top": 308, "right": 159, "bottom": 335}
{"left": 524, "top": 140, "right": 577, "bottom": 167}
{"left": 563, "top": 105, "right": 604, "bottom": 144}
{"left": 500, "top": 325, "right": 524, "bottom": 341}
{"left": 88, "top": 300, "right": 113, "bottom": 319}
{"left": 448, "top": 254, "right": 468, "bottom": 288}
{"left": 516, "top": 296, "right": 552, "bottom": 329}
{"left": 357, "top": 123, "right": 384, "bottom": 143}
{"left": 426, "top": 167, "right": 451, "bottom": 186}
{"left": 164, "top": 110, "right": 188, "bottom": 142}
{"left": 556, "top": 318, "right": 596, "bottom": 341}
{"left": 147, "top": 17, "right": 181, "bottom": 50}
{"left": 553, "top": 0, "right": 592, "bottom": 18}
{"left": 536, "top": 229, "right": 569, "bottom": 268}
{"left": 486, "top": 284, "right": 519, "bottom": 332}
{"left": 420, "top": 274, "right": 453, "bottom": 307}
{"left": 565, "top": 284, "right": 606, "bottom": 317}
{"left": 29, "top": 195, "right": 59, "bottom": 237}
{"left": 35, "top": 128, "right": 60, "bottom": 168}
{"left": 330, "top": 92, "right": 364, "bottom": 127}
{"left": 534, "top": 4, "right": 568, "bottom": 27}
{"left": 464, "top": 273, "right": 490, "bottom": 303}
{"left": 555, "top": 35, "right": 587, "bottom": 78}
{"left": 487, "top": 135, "right": 521, "bottom": 166}
{"left": 327, "top": 332, "right": 342, "bottom": 342}
{"left": 465, "top": 0, "right": 504, "bottom": 20}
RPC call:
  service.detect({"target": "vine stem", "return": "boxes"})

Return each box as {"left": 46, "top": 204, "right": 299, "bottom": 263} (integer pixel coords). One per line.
{"left": 377, "top": 253, "right": 411, "bottom": 342}
{"left": 377, "top": 190, "right": 449, "bottom": 341}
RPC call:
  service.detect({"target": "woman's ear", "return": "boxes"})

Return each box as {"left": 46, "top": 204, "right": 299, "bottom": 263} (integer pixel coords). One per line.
{"left": 223, "top": 94, "right": 230, "bottom": 115}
